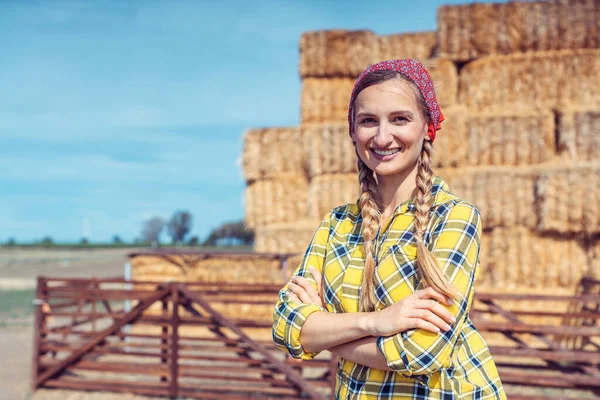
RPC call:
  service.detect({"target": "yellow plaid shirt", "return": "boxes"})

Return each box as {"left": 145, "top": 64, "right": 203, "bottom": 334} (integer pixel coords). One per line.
{"left": 273, "top": 176, "right": 506, "bottom": 399}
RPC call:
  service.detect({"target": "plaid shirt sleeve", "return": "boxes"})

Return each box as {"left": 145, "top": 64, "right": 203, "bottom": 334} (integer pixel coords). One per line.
{"left": 376, "top": 202, "right": 482, "bottom": 380}
{"left": 272, "top": 212, "right": 331, "bottom": 360}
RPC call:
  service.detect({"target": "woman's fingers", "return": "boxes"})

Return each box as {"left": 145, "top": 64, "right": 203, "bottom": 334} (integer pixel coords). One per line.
{"left": 289, "top": 276, "right": 321, "bottom": 304}
{"left": 412, "top": 299, "right": 456, "bottom": 324}
{"left": 286, "top": 289, "right": 302, "bottom": 304}
{"left": 414, "top": 287, "right": 453, "bottom": 306}
{"left": 309, "top": 266, "right": 324, "bottom": 300}
{"left": 410, "top": 309, "right": 452, "bottom": 332}
{"left": 407, "top": 317, "right": 444, "bottom": 334}
{"left": 287, "top": 282, "right": 312, "bottom": 303}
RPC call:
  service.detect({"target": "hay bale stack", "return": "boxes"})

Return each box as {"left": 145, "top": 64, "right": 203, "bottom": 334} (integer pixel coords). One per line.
{"left": 307, "top": 174, "right": 360, "bottom": 220}
{"left": 378, "top": 32, "right": 436, "bottom": 61}
{"left": 459, "top": 49, "right": 600, "bottom": 111}
{"left": 254, "top": 221, "right": 319, "bottom": 253}
{"left": 557, "top": 108, "right": 600, "bottom": 161}
{"left": 535, "top": 164, "right": 600, "bottom": 235}
{"left": 299, "top": 30, "right": 379, "bottom": 78}
{"left": 301, "top": 78, "right": 354, "bottom": 124}
{"left": 432, "top": 106, "right": 468, "bottom": 168}
{"left": 465, "top": 109, "right": 556, "bottom": 166}
{"left": 244, "top": 175, "right": 308, "bottom": 228}
{"left": 437, "top": 0, "right": 599, "bottom": 61}
{"left": 479, "top": 227, "right": 589, "bottom": 289}
{"left": 438, "top": 167, "right": 537, "bottom": 230}
{"left": 422, "top": 58, "right": 458, "bottom": 108}
{"left": 242, "top": 127, "right": 303, "bottom": 182}
{"left": 302, "top": 123, "right": 358, "bottom": 177}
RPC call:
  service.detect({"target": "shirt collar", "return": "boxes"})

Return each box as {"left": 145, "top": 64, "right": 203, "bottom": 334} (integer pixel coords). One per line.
{"left": 354, "top": 175, "right": 456, "bottom": 217}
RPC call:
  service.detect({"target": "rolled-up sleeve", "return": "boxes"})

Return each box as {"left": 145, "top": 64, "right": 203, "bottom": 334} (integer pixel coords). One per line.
{"left": 272, "top": 212, "right": 331, "bottom": 360}
{"left": 376, "top": 201, "right": 482, "bottom": 379}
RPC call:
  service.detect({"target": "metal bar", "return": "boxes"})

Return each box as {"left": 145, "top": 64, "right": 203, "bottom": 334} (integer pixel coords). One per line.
{"left": 30, "top": 276, "right": 45, "bottom": 391}
{"left": 169, "top": 284, "right": 179, "bottom": 399}
{"left": 36, "top": 287, "right": 170, "bottom": 388}
{"left": 178, "top": 286, "right": 324, "bottom": 400}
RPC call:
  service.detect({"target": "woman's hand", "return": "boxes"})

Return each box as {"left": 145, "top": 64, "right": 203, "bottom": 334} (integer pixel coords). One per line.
{"left": 366, "top": 287, "right": 456, "bottom": 336}
{"left": 286, "top": 266, "right": 325, "bottom": 308}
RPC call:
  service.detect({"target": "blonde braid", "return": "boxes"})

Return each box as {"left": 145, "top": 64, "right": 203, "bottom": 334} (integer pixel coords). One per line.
{"left": 414, "top": 140, "right": 459, "bottom": 299}
{"left": 356, "top": 147, "right": 382, "bottom": 312}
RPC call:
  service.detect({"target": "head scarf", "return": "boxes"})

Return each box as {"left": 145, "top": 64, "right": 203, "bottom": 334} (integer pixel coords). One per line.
{"left": 347, "top": 59, "right": 444, "bottom": 142}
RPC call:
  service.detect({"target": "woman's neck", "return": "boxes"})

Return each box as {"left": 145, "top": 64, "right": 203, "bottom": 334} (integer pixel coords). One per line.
{"left": 376, "top": 163, "right": 419, "bottom": 220}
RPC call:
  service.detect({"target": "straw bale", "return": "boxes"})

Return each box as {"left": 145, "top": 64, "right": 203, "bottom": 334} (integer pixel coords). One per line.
{"left": 590, "top": 240, "right": 600, "bottom": 279}
{"left": 438, "top": 167, "right": 537, "bottom": 230}
{"left": 242, "top": 127, "right": 303, "bottom": 182}
{"left": 423, "top": 58, "right": 458, "bottom": 108}
{"left": 556, "top": 108, "right": 600, "bottom": 161}
{"left": 302, "top": 123, "right": 358, "bottom": 177}
{"left": 432, "top": 106, "right": 468, "bottom": 168}
{"left": 438, "top": 1, "right": 600, "bottom": 60}
{"left": 459, "top": 49, "right": 600, "bottom": 111}
{"left": 244, "top": 175, "right": 309, "bottom": 228}
{"left": 378, "top": 32, "right": 436, "bottom": 61}
{"left": 254, "top": 221, "right": 319, "bottom": 254}
{"left": 301, "top": 78, "right": 354, "bottom": 124}
{"left": 535, "top": 164, "right": 600, "bottom": 235}
{"left": 465, "top": 109, "right": 556, "bottom": 166}
{"left": 307, "top": 174, "right": 360, "bottom": 220}
{"left": 299, "top": 30, "right": 379, "bottom": 78}
{"left": 130, "top": 254, "right": 284, "bottom": 284}
{"left": 479, "top": 227, "right": 589, "bottom": 290}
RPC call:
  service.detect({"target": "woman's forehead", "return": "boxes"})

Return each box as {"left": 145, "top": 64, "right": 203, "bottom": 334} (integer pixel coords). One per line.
{"left": 355, "top": 79, "right": 419, "bottom": 113}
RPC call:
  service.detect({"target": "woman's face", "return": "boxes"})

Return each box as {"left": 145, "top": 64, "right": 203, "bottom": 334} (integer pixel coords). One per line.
{"left": 351, "top": 77, "right": 429, "bottom": 177}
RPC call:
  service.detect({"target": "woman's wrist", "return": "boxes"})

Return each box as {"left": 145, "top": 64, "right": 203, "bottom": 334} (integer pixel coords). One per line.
{"left": 357, "top": 311, "right": 375, "bottom": 336}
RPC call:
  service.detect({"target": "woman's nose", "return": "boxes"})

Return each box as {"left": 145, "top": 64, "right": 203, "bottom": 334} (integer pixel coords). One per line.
{"left": 373, "top": 122, "right": 394, "bottom": 147}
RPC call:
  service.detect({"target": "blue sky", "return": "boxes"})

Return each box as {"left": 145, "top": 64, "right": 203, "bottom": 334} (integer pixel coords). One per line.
{"left": 0, "top": 0, "right": 488, "bottom": 243}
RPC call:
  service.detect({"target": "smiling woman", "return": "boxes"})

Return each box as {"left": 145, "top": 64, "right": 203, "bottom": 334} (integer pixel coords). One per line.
{"left": 273, "top": 59, "right": 507, "bottom": 400}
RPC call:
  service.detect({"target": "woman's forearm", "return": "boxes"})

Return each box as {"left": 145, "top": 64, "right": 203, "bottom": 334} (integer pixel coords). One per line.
{"left": 330, "top": 337, "right": 392, "bottom": 371}
{"left": 299, "top": 311, "right": 372, "bottom": 353}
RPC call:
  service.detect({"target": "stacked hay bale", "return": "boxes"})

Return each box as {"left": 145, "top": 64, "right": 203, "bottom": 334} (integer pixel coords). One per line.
{"left": 243, "top": 0, "right": 599, "bottom": 312}
{"left": 433, "top": 0, "right": 600, "bottom": 329}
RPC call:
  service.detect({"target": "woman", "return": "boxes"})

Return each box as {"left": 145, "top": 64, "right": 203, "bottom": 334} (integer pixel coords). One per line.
{"left": 272, "top": 59, "right": 506, "bottom": 399}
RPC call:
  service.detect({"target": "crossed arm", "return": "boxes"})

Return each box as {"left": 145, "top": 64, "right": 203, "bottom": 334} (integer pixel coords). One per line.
{"left": 272, "top": 202, "right": 482, "bottom": 375}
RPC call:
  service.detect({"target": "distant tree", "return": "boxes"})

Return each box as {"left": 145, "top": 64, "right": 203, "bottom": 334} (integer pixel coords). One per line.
{"left": 188, "top": 236, "right": 199, "bottom": 246}
{"left": 141, "top": 217, "right": 165, "bottom": 247}
{"left": 203, "top": 220, "right": 254, "bottom": 246}
{"left": 112, "top": 235, "right": 123, "bottom": 244}
{"left": 80, "top": 237, "right": 89, "bottom": 245}
{"left": 167, "top": 211, "right": 193, "bottom": 244}
{"left": 6, "top": 238, "right": 16, "bottom": 246}
{"left": 39, "top": 236, "right": 53, "bottom": 246}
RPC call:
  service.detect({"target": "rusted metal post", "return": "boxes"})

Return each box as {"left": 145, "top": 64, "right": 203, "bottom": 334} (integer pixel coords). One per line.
{"left": 169, "top": 284, "right": 179, "bottom": 399}
{"left": 91, "top": 278, "right": 97, "bottom": 332}
{"left": 161, "top": 297, "right": 168, "bottom": 382}
{"left": 329, "top": 355, "right": 337, "bottom": 399}
{"left": 31, "top": 276, "right": 46, "bottom": 391}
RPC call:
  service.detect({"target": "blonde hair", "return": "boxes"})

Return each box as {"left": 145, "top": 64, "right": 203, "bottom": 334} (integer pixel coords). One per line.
{"left": 354, "top": 74, "right": 459, "bottom": 313}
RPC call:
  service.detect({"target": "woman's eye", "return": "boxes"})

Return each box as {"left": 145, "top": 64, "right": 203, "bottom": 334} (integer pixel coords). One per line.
{"left": 359, "top": 118, "right": 376, "bottom": 124}
{"left": 394, "top": 116, "right": 408, "bottom": 123}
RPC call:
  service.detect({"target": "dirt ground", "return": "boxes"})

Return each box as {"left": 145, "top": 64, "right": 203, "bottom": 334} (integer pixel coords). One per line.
{"left": 0, "top": 248, "right": 137, "bottom": 400}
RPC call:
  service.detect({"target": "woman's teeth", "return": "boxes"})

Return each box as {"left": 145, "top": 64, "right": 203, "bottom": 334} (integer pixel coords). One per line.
{"left": 372, "top": 148, "right": 401, "bottom": 156}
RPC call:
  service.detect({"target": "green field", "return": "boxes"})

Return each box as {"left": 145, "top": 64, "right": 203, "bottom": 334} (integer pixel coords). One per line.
{"left": 0, "top": 289, "right": 35, "bottom": 326}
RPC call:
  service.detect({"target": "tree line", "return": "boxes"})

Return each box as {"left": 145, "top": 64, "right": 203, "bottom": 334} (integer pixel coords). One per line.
{"left": 4, "top": 210, "right": 254, "bottom": 247}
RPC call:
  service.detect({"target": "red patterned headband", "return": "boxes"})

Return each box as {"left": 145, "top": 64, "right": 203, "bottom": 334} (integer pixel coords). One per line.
{"left": 347, "top": 59, "right": 444, "bottom": 142}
